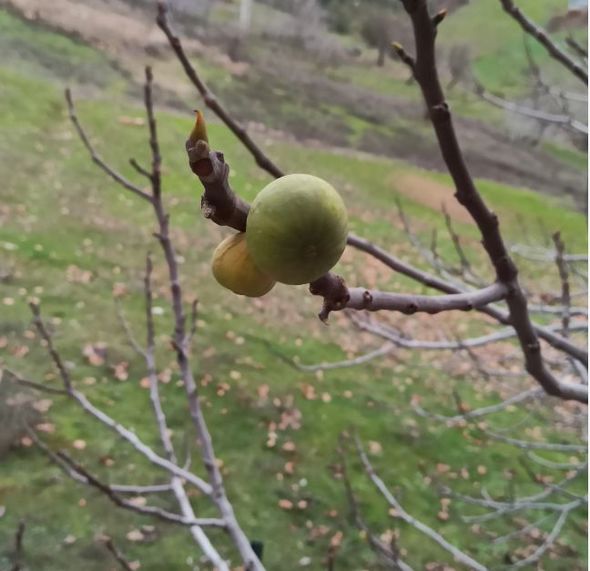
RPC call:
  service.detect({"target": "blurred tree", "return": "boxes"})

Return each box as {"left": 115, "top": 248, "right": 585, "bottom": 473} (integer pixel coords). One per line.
{"left": 360, "top": 8, "right": 399, "bottom": 66}
{"left": 319, "top": 0, "right": 398, "bottom": 34}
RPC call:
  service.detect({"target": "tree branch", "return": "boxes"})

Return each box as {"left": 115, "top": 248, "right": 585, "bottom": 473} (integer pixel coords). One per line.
{"left": 26, "top": 428, "right": 224, "bottom": 528}
{"left": 337, "top": 435, "right": 414, "bottom": 571}
{"left": 473, "top": 80, "right": 588, "bottom": 135}
{"left": 140, "top": 67, "right": 264, "bottom": 570}
{"left": 498, "top": 0, "right": 588, "bottom": 85}
{"left": 10, "top": 521, "right": 25, "bottom": 571}
{"left": 353, "top": 434, "right": 488, "bottom": 571}
{"left": 348, "top": 311, "right": 587, "bottom": 352}
{"left": 398, "top": 0, "right": 587, "bottom": 403}
{"left": 312, "top": 281, "right": 508, "bottom": 319}
{"left": 103, "top": 537, "right": 136, "bottom": 571}
{"left": 64, "top": 89, "right": 153, "bottom": 203}
{"left": 156, "top": 1, "right": 283, "bottom": 178}
{"left": 348, "top": 234, "right": 588, "bottom": 364}
{"left": 413, "top": 387, "right": 544, "bottom": 424}
{"left": 158, "top": 3, "right": 587, "bottom": 371}
{"left": 552, "top": 232, "right": 572, "bottom": 337}
{"left": 140, "top": 254, "right": 229, "bottom": 570}
{"left": 297, "top": 342, "right": 395, "bottom": 372}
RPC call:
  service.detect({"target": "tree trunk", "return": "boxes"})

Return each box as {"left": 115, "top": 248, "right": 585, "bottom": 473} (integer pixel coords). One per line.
{"left": 377, "top": 44, "right": 386, "bottom": 66}
{"left": 239, "top": 0, "right": 253, "bottom": 33}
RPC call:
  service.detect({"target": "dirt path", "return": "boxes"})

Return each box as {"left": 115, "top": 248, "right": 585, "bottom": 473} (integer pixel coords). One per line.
{"left": 393, "top": 173, "right": 474, "bottom": 224}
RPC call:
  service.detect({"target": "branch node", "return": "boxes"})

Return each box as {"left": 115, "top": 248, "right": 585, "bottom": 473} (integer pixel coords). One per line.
{"left": 432, "top": 9, "right": 447, "bottom": 27}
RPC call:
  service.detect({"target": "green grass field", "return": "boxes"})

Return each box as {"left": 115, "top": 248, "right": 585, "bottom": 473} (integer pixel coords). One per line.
{"left": 0, "top": 7, "right": 587, "bottom": 571}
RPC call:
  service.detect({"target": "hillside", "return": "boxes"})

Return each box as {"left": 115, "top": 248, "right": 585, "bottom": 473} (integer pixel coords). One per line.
{"left": 1, "top": 0, "right": 587, "bottom": 207}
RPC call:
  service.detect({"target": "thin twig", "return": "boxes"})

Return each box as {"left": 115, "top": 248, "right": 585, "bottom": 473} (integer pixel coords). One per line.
{"left": 413, "top": 387, "right": 543, "bottom": 424}
{"left": 142, "top": 66, "right": 262, "bottom": 570}
{"left": 4, "top": 368, "right": 68, "bottom": 395}
{"left": 398, "top": 0, "right": 587, "bottom": 403}
{"left": 115, "top": 299, "right": 147, "bottom": 358}
{"left": 297, "top": 342, "right": 394, "bottom": 372}
{"left": 348, "top": 311, "right": 587, "bottom": 352}
{"left": 337, "top": 435, "right": 413, "bottom": 571}
{"left": 10, "top": 521, "right": 25, "bottom": 571}
{"left": 473, "top": 80, "right": 588, "bottom": 135}
{"left": 510, "top": 503, "right": 580, "bottom": 568}
{"left": 353, "top": 434, "right": 487, "bottom": 571}
{"left": 442, "top": 203, "right": 484, "bottom": 285}
{"left": 64, "top": 89, "right": 153, "bottom": 203}
{"left": 55, "top": 448, "right": 225, "bottom": 527}
{"left": 566, "top": 36, "right": 588, "bottom": 60}
{"left": 156, "top": 1, "right": 283, "bottom": 179}
{"left": 141, "top": 253, "right": 228, "bottom": 569}
{"left": 103, "top": 537, "right": 136, "bottom": 571}
{"left": 29, "top": 303, "right": 212, "bottom": 494}
{"left": 26, "top": 428, "right": 223, "bottom": 528}
{"left": 498, "top": 0, "right": 587, "bottom": 85}
{"left": 348, "top": 234, "right": 587, "bottom": 365}
{"left": 552, "top": 232, "right": 571, "bottom": 337}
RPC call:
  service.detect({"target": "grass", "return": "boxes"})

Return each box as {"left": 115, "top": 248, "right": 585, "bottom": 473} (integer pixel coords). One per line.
{"left": 0, "top": 8, "right": 587, "bottom": 571}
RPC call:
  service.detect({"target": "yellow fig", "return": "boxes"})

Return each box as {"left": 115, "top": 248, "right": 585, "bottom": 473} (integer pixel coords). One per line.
{"left": 188, "top": 109, "right": 209, "bottom": 145}
{"left": 212, "top": 233, "right": 276, "bottom": 297}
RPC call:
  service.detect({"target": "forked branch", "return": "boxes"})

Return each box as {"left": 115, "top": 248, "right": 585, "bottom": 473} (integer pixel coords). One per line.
{"left": 397, "top": 0, "right": 587, "bottom": 403}
{"left": 498, "top": 0, "right": 588, "bottom": 85}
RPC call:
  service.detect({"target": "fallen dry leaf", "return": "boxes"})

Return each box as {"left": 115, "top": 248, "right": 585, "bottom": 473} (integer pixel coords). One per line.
{"left": 278, "top": 499, "right": 293, "bottom": 510}
{"left": 32, "top": 399, "right": 53, "bottom": 413}
{"left": 126, "top": 529, "right": 145, "bottom": 542}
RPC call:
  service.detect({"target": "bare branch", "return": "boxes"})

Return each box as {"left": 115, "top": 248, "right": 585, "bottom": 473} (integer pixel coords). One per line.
{"left": 348, "top": 234, "right": 588, "bottom": 364}
{"left": 29, "top": 303, "right": 213, "bottom": 493}
{"left": 64, "top": 89, "right": 153, "bottom": 203}
{"left": 141, "top": 66, "right": 263, "bottom": 571}
{"left": 129, "top": 158, "right": 153, "bottom": 181}
{"left": 312, "top": 281, "right": 508, "bottom": 318}
{"left": 349, "top": 311, "right": 587, "bottom": 352}
{"left": 55, "top": 447, "right": 225, "bottom": 527}
{"left": 297, "top": 342, "right": 394, "bottom": 372}
{"left": 527, "top": 451, "right": 586, "bottom": 471}
{"left": 473, "top": 81, "right": 588, "bottom": 135}
{"left": 413, "top": 387, "right": 544, "bottom": 424}
{"left": 442, "top": 203, "right": 482, "bottom": 283}
{"left": 103, "top": 537, "right": 137, "bottom": 571}
{"left": 140, "top": 254, "right": 228, "bottom": 569}
{"left": 4, "top": 368, "right": 68, "bottom": 395}
{"left": 509, "top": 505, "right": 578, "bottom": 569}
{"left": 398, "top": 0, "right": 587, "bottom": 403}
{"left": 156, "top": 1, "right": 283, "bottom": 179}
{"left": 483, "top": 431, "right": 586, "bottom": 452}
{"left": 510, "top": 243, "right": 588, "bottom": 264}
{"left": 566, "top": 36, "right": 588, "bottom": 60}
{"left": 115, "top": 299, "right": 146, "bottom": 358}
{"left": 337, "top": 435, "right": 414, "bottom": 571}
{"left": 64, "top": 66, "right": 261, "bottom": 568}
{"left": 353, "top": 434, "right": 487, "bottom": 571}
{"left": 498, "top": 0, "right": 588, "bottom": 84}
{"left": 552, "top": 232, "right": 572, "bottom": 337}
{"left": 10, "top": 521, "right": 25, "bottom": 571}
{"left": 26, "top": 428, "right": 223, "bottom": 527}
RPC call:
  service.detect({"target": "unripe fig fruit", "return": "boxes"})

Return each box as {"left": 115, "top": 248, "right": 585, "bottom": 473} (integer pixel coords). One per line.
{"left": 246, "top": 174, "right": 348, "bottom": 285}
{"left": 212, "top": 232, "right": 276, "bottom": 297}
